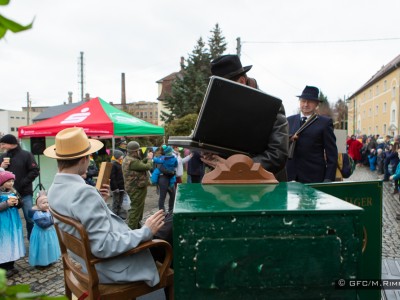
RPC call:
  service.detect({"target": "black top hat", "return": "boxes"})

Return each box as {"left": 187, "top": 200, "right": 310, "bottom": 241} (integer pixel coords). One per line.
{"left": 211, "top": 54, "right": 252, "bottom": 79}
{"left": 297, "top": 85, "right": 321, "bottom": 102}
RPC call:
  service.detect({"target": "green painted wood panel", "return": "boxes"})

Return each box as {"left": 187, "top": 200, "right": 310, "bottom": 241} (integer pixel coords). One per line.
{"left": 174, "top": 182, "right": 363, "bottom": 299}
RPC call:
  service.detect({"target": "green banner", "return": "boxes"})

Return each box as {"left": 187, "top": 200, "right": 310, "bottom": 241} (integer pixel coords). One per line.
{"left": 309, "top": 180, "right": 382, "bottom": 300}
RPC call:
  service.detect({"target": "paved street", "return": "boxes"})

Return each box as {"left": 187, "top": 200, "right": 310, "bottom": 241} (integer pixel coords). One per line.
{"left": 6, "top": 167, "right": 398, "bottom": 297}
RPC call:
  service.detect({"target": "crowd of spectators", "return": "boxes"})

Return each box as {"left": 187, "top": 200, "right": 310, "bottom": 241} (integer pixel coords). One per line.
{"left": 347, "top": 134, "right": 400, "bottom": 194}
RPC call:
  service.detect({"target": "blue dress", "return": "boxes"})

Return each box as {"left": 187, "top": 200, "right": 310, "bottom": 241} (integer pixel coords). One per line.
{"left": 0, "top": 192, "right": 25, "bottom": 264}
{"left": 28, "top": 210, "right": 61, "bottom": 267}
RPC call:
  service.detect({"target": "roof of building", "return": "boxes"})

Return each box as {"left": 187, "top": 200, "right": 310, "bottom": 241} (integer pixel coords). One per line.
{"left": 156, "top": 71, "right": 184, "bottom": 101}
{"left": 33, "top": 101, "right": 85, "bottom": 122}
{"left": 350, "top": 53, "right": 400, "bottom": 98}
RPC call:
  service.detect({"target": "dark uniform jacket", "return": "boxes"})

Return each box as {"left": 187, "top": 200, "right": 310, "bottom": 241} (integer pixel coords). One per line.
{"left": 286, "top": 114, "right": 338, "bottom": 183}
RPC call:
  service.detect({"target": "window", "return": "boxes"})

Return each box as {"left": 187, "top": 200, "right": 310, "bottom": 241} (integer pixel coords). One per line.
{"left": 384, "top": 80, "right": 387, "bottom": 91}
{"left": 369, "top": 108, "right": 372, "bottom": 117}
{"left": 10, "top": 116, "right": 14, "bottom": 119}
{"left": 384, "top": 102, "right": 387, "bottom": 113}
{"left": 392, "top": 86, "right": 396, "bottom": 99}
{"left": 10, "top": 127, "right": 15, "bottom": 132}
{"left": 375, "top": 126, "right": 378, "bottom": 134}
{"left": 16, "top": 117, "right": 20, "bottom": 119}
{"left": 392, "top": 109, "right": 396, "bottom": 122}
{"left": 375, "top": 105, "right": 379, "bottom": 115}
{"left": 384, "top": 124, "right": 387, "bottom": 134}
{"left": 376, "top": 85, "right": 379, "bottom": 95}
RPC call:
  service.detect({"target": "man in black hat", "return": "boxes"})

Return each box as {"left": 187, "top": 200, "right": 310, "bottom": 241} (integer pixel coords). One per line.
{"left": 286, "top": 85, "right": 338, "bottom": 183}
{"left": 205, "top": 54, "right": 289, "bottom": 181}
{"left": 0, "top": 134, "right": 40, "bottom": 239}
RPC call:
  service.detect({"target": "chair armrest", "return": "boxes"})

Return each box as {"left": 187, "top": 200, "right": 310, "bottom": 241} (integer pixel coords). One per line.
{"left": 91, "top": 239, "right": 172, "bottom": 283}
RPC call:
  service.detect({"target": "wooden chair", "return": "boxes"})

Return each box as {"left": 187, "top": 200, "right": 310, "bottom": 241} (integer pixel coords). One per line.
{"left": 50, "top": 207, "right": 174, "bottom": 300}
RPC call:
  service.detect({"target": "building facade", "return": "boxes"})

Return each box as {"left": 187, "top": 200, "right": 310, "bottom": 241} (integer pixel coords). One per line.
{"left": 347, "top": 54, "right": 400, "bottom": 137}
{"left": 0, "top": 109, "right": 41, "bottom": 138}
{"left": 112, "top": 101, "right": 159, "bottom": 125}
{"left": 156, "top": 57, "right": 185, "bottom": 126}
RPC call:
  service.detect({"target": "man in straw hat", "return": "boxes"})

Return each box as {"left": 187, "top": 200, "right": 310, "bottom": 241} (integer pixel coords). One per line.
{"left": 286, "top": 85, "right": 338, "bottom": 183}
{"left": 44, "top": 127, "right": 166, "bottom": 285}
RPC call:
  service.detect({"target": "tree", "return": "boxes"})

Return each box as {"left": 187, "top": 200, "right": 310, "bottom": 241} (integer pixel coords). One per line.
{"left": 208, "top": 23, "right": 227, "bottom": 60}
{"left": 161, "top": 24, "right": 227, "bottom": 123}
{"left": 334, "top": 99, "right": 348, "bottom": 129}
{"left": 164, "top": 113, "right": 198, "bottom": 137}
{"left": 0, "top": 0, "right": 34, "bottom": 40}
{"left": 317, "top": 90, "right": 333, "bottom": 117}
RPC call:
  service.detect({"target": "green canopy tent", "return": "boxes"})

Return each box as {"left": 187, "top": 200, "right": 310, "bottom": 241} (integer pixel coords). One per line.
{"left": 19, "top": 97, "right": 164, "bottom": 139}
{"left": 18, "top": 97, "right": 164, "bottom": 189}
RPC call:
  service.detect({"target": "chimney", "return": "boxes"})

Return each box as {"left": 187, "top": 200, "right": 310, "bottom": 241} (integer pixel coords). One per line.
{"left": 121, "top": 73, "right": 126, "bottom": 110}
{"left": 180, "top": 56, "right": 185, "bottom": 70}
{"left": 68, "top": 91, "right": 73, "bottom": 104}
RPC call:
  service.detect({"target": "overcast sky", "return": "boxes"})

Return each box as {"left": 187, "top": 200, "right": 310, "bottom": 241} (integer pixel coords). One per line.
{"left": 1, "top": 0, "right": 400, "bottom": 116}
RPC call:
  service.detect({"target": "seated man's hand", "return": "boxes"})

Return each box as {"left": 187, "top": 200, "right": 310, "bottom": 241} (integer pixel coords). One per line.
{"left": 99, "top": 183, "right": 110, "bottom": 201}
{"left": 145, "top": 210, "right": 165, "bottom": 235}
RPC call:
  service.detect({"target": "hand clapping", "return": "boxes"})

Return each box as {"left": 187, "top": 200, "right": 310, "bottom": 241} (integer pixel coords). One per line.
{"left": 144, "top": 210, "right": 165, "bottom": 235}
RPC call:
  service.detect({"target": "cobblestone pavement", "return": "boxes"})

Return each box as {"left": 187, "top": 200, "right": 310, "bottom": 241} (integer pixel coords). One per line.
{"left": 6, "top": 169, "right": 399, "bottom": 296}
{"left": 341, "top": 165, "right": 400, "bottom": 258}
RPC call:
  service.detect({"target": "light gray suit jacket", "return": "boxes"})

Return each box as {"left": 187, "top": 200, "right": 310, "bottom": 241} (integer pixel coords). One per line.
{"left": 48, "top": 173, "right": 159, "bottom": 286}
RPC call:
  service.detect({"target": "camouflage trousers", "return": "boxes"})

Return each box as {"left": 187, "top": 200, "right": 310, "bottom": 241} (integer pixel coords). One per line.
{"left": 127, "top": 187, "right": 147, "bottom": 229}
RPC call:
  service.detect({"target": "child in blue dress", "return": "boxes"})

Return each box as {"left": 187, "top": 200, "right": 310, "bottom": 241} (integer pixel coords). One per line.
{"left": 0, "top": 170, "right": 25, "bottom": 277}
{"left": 28, "top": 190, "right": 61, "bottom": 267}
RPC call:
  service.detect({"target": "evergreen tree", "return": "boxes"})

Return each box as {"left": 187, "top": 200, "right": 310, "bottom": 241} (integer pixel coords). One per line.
{"left": 208, "top": 23, "right": 227, "bottom": 60}
{"left": 161, "top": 24, "right": 227, "bottom": 123}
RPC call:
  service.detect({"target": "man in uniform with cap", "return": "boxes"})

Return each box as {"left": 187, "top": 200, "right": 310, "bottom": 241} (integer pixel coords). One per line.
{"left": 44, "top": 127, "right": 166, "bottom": 285}
{"left": 122, "top": 141, "right": 154, "bottom": 229}
{"left": 286, "top": 85, "right": 338, "bottom": 183}
{"left": 0, "top": 134, "right": 39, "bottom": 240}
{"left": 205, "top": 54, "right": 289, "bottom": 181}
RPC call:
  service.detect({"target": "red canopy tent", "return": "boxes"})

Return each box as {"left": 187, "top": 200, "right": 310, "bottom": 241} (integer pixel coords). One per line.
{"left": 18, "top": 97, "right": 164, "bottom": 138}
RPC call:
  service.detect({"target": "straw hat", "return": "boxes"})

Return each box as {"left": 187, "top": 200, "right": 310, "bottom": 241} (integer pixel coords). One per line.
{"left": 44, "top": 127, "right": 104, "bottom": 160}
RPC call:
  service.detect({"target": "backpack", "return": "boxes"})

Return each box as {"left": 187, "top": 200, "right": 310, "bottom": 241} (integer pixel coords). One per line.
{"left": 338, "top": 153, "right": 356, "bottom": 178}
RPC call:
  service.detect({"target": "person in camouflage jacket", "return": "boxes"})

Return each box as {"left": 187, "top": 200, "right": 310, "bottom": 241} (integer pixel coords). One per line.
{"left": 122, "top": 141, "right": 153, "bottom": 229}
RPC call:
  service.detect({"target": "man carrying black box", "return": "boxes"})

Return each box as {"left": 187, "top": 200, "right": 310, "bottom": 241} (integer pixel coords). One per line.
{"left": 202, "top": 54, "right": 289, "bottom": 181}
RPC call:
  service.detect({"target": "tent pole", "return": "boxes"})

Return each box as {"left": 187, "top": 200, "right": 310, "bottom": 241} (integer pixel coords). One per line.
{"left": 112, "top": 137, "right": 115, "bottom": 153}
